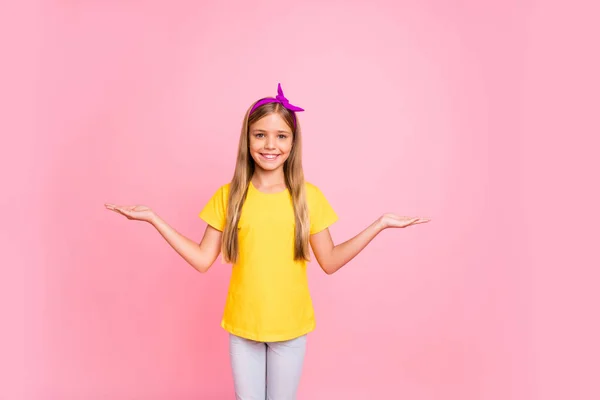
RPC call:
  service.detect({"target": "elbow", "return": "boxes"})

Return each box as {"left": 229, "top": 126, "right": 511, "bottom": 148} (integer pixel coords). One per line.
{"left": 194, "top": 259, "right": 211, "bottom": 274}
{"left": 324, "top": 260, "right": 348, "bottom": 275}
{"left": 194, "top": 251, "right": 221, "bottom": 273}
{"left": 322, "top": 263, "right": 337, "bottom": 275}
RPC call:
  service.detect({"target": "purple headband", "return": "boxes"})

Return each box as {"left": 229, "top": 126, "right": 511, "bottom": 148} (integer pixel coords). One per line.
{"left": 249, "top": 83, "right": 304, "bottom": 126}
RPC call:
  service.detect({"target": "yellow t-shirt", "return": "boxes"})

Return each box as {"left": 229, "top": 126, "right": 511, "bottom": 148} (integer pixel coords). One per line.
{"left": 198, "top": 181, "right": 338, "bottom": 342}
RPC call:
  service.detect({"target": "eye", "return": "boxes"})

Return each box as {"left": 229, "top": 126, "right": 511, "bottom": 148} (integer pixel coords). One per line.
{"left": 255, "top": 133, "right": 265, "bottom": 138}
{"left": 278, "top": 134, "right": 288, "bottom": 139}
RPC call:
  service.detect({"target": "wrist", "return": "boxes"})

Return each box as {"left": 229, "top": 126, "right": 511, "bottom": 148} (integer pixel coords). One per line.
{"left": 149, "top": 212, "right": 160, "bottom": 226}
{"left": 375, "top": 215, "right": 387, "bottom": 231}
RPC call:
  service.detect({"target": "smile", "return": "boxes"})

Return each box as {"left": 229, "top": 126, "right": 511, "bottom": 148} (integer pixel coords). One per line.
{"left": 260, "top": 153, "right": 280, "bottom": 161}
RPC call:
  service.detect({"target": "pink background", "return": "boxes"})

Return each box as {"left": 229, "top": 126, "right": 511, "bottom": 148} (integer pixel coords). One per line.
{"left": 3, "top": 0, "right": 599, "bottom": 399}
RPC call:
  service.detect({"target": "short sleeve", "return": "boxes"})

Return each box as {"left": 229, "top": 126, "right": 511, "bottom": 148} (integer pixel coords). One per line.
{"left": 198, "top": 184, "right": 228, "bottom": 231}
{"left": 308, "top": 184, "right": 338, "bottom": 235}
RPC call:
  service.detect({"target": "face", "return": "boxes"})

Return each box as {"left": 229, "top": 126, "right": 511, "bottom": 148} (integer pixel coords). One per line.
{"left": 248, "top": 113, "right": 293, "bottom": 172}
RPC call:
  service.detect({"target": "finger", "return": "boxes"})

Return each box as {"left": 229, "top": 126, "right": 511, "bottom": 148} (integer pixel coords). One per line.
{"left": 403, "top": 218, "right": 420, "bottom": 227}
{"left": 118, "top": 208, "right": 132, "bottom": 217}
{"left": 413, "top": 219, "right": 430, "bottom": 225}
{"left": 109, "top": 206, "right": 127, "bottom": 215}
{"left": 106, "top": 204, "right": 127, "bottom": 213}
{"left": 112, "top": 208, "right": 125, "bottom": 215}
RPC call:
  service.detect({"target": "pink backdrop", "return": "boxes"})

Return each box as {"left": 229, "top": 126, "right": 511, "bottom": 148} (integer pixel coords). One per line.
{"left": 3, "top": 0, "right": 599, "bottom": 399}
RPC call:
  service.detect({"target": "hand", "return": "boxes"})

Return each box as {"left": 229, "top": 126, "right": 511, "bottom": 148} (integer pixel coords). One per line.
{"left": 105, "top": 203, "right": 156, "bottom": 223}
{"left": 379, "top": 213, "right": 431, "bottom": 229}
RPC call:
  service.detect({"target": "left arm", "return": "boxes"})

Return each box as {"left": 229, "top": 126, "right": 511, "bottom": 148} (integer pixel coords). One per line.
{"left": 310, "top": 214, "right": 430, "bottom": 275}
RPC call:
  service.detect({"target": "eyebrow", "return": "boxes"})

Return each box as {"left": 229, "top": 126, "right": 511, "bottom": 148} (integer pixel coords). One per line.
{"left": 252, "top": 129, "right": 291, "bottom": 134}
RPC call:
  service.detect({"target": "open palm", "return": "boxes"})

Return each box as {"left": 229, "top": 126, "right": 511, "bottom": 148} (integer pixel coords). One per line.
{"left": 105, "top": 203, "right": 155, "bottom": 222}
{"left": 381, "top": 213, "right": 430, "bottom": 228}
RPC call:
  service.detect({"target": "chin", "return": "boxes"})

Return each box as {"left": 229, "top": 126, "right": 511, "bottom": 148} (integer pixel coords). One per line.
{"left": 257, "top": 162, "right": 284, "bottom": 171}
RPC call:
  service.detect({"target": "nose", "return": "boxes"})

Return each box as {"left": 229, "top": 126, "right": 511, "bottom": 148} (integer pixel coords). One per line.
{"left": 265, "top": 136, "right": 276, "bottom": 149}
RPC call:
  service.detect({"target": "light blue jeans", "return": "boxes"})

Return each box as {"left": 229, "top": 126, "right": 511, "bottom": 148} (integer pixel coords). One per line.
{"left": 229, "top": 333, "right": 308, "bottom": 400}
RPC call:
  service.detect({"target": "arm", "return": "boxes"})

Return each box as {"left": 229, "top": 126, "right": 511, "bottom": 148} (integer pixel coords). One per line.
{"left": 309, "top": 214, "right": 430, "bottom": 275}
{"left": 310, "top": 219, "right": 384, "bottom": 275}
{"left": 104, "top": 203, "right": 222, "bottom": 273}
{"left": 151, "top": 214, "right": 222, "bottom": 273}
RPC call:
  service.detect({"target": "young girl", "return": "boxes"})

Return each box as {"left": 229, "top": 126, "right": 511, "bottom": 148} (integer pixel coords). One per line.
{"left": 105, "top": 83, "right": 430, "bottom": 399}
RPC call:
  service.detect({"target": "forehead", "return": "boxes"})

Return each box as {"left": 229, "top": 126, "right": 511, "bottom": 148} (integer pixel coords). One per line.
{"left": 250, "top": 113, "right": 292, "bottom": 133}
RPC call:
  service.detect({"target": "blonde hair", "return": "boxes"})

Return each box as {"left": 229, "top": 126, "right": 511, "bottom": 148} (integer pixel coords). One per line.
{"left": 221, "top": 101, "right": 310, "bottom": 264}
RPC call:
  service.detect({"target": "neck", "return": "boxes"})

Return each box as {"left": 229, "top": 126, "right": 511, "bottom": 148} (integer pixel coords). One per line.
{"left": 252, "top": 167, "right": 286, "bottom": 189}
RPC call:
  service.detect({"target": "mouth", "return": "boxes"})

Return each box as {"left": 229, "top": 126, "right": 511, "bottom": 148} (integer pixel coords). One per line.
{"left": 260, "top": 153, "right": 280, "bottom": 161}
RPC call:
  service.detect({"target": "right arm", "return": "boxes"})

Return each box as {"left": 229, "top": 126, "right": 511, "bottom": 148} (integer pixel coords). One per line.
{"left": 104, "top": 203, "right": 222, "bottom": 273}
{"left": 151, "top": 213, "right": 222, "bottom": 273}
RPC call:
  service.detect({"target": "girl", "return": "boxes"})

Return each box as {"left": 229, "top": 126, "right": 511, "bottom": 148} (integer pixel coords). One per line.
{"left": 105, "top": 83, "right": 430, "bottom": 399}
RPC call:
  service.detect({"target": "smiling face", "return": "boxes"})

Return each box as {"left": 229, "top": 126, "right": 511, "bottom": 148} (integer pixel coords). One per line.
{"left": 248, "top": 112, "right": 294, "bottom": 172}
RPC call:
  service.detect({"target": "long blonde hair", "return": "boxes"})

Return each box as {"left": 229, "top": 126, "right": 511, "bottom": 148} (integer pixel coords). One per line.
{"left": 221, "top": 101, "right": 310, "bottom": 264}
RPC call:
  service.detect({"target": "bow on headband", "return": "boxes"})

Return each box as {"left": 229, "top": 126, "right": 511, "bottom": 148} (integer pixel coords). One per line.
{"left": 249, "top": 83, "right": 304, "bottom": 123}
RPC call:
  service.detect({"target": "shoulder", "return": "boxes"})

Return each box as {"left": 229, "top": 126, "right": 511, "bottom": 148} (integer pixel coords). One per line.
{"left": 208, "top": 183, "right": 231, "bottom": 201}
{"left": 213, "top": 182, "right": 230, "bottom": 193}
{"left": 304, "top": 181, "right": 317, "bottom": 191}
{"left": 304, "top": 181, "right": 320, "bottom": 196}
{"left": 304, "top": 181, "right": 328, "bottom": 201}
